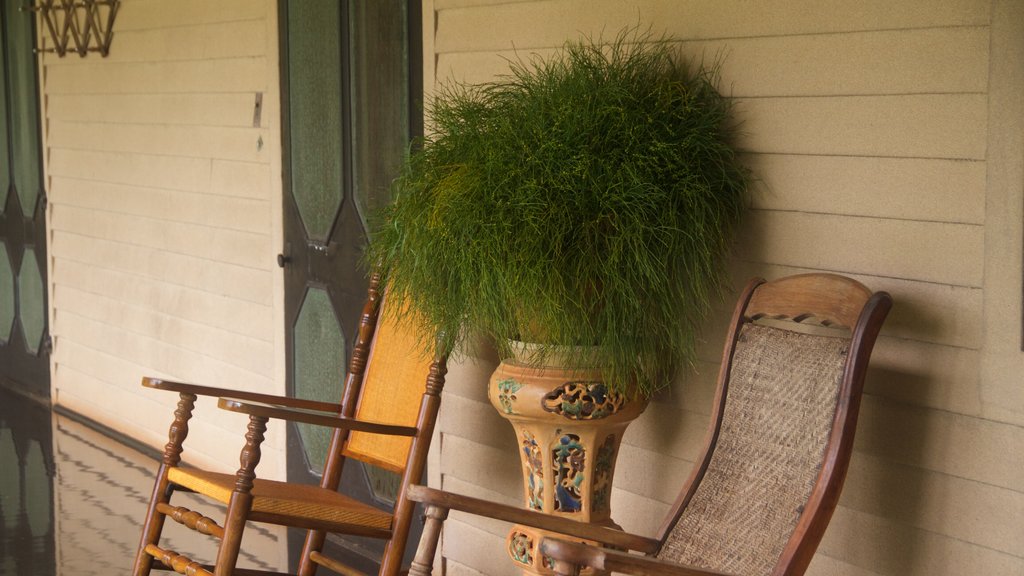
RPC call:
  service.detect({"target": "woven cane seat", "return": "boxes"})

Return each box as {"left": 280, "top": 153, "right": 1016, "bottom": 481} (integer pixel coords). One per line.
{"left": 168, "top": 467, "right": 393, "bottom": 532}
{"left": 659, "top": 324, "right": 848, "bottom": 575}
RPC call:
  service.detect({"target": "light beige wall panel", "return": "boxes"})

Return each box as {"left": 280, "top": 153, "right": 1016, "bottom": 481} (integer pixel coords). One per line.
{"left": 54, "top": 338, "right": 154, "bottom": 400}
{"left": 435, "top": 0, "right": 533, "bottom": 9}
{"left": 95, "top": 20, "right": 267, "bottom": 63}
{"left": 51, "top": 206, "right": 270, "bottom": 270}
{"left": 56, "top": 367, "right": 286, "bottom": 479}
{"left": 444, "top": 561, "right": 487, "bottom": 576}
{"left": 612, "top": 445, "right": 693, "bottom": 505}
{"left": 696, "top": 27, "right": 989, "bottom": 97}
{"left": 442, "top": 519, "right": 517, "bottom": 576}
{"left": 52, "top": 232, "right": 271, "bottom": 305}
{"left": 866, "top": 338, "right": 982, "bottom": 417}
{"left": 211, "top": 160, "right": 273, "bottom": 200}
{"left": 44, "top": 58, "right": 268, "bottom": 95}
{"left": 49, "top": 120, "right": 266, "bottom": 162}
{"left": 48, "top": 122, "right": 267, "bottom": 163}
{"left": 438, "top": 393, "right": 514, "bottom": 451}
{"left": 746, "top": 154, "right": 987, "bottom": 224}
{"left": 804, "top": 555, "right": 881, "bottom": 576}
{"left": 441, "top": 477, "right": 519, "bottom": 538}
{"left": 819, "top": 506, "right": 1024, "bottom": 575}
{"left": 114, "top": 0, "right": 267, "bottom": 31}
{"left": 442, "top": 475, "right": 519, "bottom": 508}
{"left": 53, "top": 285, "right": 273, "bottom": 377}
{"left": 980, "top": 0, "right": 1024, "bottom": 425}
{"left": 54, "top": 310, "right": 275, "bottom": 394}
{"left": 620, "top": 402, "right": 709, "bottom": 462}
{"left": 53, "top": 258, "right": 272, "bottom": 339}
{"left": 47, "top": 93, "right": 258, "bottom": 127}
{"left": 656, "top": 359, "right": 719, "bottom": 414}
{"left": 48, "top": 149, "right": 212, "bottom": 192}
{"left": 855, "top": 395, "right": 1023, "bottom": 491}
{"left": 737, "top": 211, "right": 984, "bottom": 287}
{"left": 840, "top": 452, "right": 1023, "bottom": 555}
{"left": 740, "top": 94, "right": 988, "bottom": 159}
{"left": 438, "top": 347, "right": 498, "bottom": 401}
{"left": 608, "top": 487, "right": 672, "bottom": 537}
{"left": 440, "top": 433, "right": 521, "bottom": 491}
{"left": 50, "top": 178, "right": 269, "bottom": 234}
{"left": 435, "top": 0, "right": 989, "bottom": 53}
{"left": 440, "top": 26, "right": 991, "bottom": 96}
{"left": 731, "top": 262, "right": 983, "bottom": 350}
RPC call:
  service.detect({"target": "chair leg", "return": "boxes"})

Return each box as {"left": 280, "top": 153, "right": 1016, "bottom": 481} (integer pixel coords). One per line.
{"left": 131, "top": 470, "right": 174, "bottom": 576}
{"left": 408, "top": 505, "right": 449, "bottom": 576}
{"left": 133, "top": 392, "right": 196, "bottom": 576}
{"left": 297, "top": 529, "right": 327, "bottom": 576}
{"left": 214, "top": 414, "right": 268, "bottom": 576}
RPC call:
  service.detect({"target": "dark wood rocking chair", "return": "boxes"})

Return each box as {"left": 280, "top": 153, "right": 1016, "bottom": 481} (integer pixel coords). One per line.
{"left": 131, "top": 272, "right": 448, "bottom": 576}
{"left": 407, "top": 273, "right": 892, "bottom": 576}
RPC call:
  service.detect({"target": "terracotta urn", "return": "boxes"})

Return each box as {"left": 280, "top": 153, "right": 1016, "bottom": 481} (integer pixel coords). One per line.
{"left": 487, "top": 343, "right": 648, "bottom": 575}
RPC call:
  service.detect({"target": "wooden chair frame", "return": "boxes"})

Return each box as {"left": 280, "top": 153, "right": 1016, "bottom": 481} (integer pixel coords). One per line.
{"left": 132, "top": 273, "right": 448, "bottom": 576}
{"left": 407, "top": 273, "right": 892, "bottom": 576}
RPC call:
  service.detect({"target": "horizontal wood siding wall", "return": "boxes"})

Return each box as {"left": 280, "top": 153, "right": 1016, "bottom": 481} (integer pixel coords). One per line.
{"left": 43, "top": 0, "right": 286, "bottom": 478}
{"left": 426, "top": 1, "right": 1024, "bottom": 575}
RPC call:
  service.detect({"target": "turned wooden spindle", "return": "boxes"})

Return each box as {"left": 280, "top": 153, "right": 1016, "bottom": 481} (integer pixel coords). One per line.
{"left": 163, "top": 392, "right": 197, "bottom": 466}
{"left": 408, "top": 505, "right": 450, "bottom": 576}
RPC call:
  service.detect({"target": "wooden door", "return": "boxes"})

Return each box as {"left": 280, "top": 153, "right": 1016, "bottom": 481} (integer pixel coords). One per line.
{"left": 0, "top": 1, "right": 48, "bottom": 401}
{"left": 278, "top": 1, "right": 421, "bottom": 571}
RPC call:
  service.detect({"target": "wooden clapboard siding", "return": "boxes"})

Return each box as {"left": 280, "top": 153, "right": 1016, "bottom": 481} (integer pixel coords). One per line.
{"left": 47, "top": 121, "right": 269, "bottom": 163}
{"left": 50, "top": 177, "right": 269, "bottom": 234}
{"left": 45, "top": 58, "right": 269, "bottom": 94}
{"left": 42, "top": 0, "right": 284, "bottom": 478}
{"left": 745, "top": 155, "right": 986, "bottom": 224}
{"left": 47, "top": 93, "right": 258, "bottom": 126}
{"left": 53, "top": 258, "right": 272, "bottom": 339}
{"left": 429, "top": 0, "right": 1024, "bottom": 574}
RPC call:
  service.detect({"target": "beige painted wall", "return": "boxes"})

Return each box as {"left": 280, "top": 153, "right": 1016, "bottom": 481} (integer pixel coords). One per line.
{"left": 41, "top": 0, "right": 287, "bottom": 479}
{"left": 425, "top": 1, "right": 1024, "bottom": 575}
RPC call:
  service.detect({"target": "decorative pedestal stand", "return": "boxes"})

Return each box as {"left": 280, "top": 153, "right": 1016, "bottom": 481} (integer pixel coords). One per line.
{"left": 488, "top": 350, "right": 648, "bottom": 575}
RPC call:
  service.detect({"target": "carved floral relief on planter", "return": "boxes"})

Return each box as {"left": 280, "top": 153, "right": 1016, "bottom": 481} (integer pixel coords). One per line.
{"left": 552, "top": 433, "right": 585, "bottom": 513}
{"left": 497, "top": 378, "right": 524, "bottom": 414}
{"left": 592, "top": 434, "right": 616, "bottom": 514}
{"left": 542, "top": 381, "right": 624, "bottom": 420}
{"left": 521, "top": 430, "right": 544, "bottom": 511}
{"left": 509, "top": 530, "right": 535, "bottom": 566}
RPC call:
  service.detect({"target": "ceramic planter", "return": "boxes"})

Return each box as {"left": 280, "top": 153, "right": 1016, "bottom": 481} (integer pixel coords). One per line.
{"left": 487, "top": 344, "right": 648, "bottom": 575}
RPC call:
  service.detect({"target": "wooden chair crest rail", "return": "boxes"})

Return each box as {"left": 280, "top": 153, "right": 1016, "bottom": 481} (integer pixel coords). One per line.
{"left": 407, "top": 273, "right": 892, "bottom": 576}
{"left": 131, "top": 272, "right": 448, "bottom": 576}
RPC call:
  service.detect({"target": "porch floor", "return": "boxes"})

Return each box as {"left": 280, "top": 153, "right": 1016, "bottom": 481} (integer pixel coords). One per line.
{"left": 0, "top": 385, "right": 284, "bottom": 575}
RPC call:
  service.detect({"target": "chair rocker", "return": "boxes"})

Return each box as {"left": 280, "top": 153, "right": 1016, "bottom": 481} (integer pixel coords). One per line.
{"left": 407, "top": 273, "right": 892, "bottom": 576}
{"left": 132, "top": 272, "right": 448, "bottom": 576}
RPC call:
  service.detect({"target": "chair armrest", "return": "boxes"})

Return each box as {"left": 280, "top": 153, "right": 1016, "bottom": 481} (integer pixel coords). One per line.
{"left": 406, "top": 485, "right": 659, "bottom": 554}
{"left": 142, "top": 377, "right": 341, "bottom": 413}
{"left": 217, "top": 398, "right": 418, "bottom": 437}
{"left": 539, "top": 538, "right": 735, "bottom": 576}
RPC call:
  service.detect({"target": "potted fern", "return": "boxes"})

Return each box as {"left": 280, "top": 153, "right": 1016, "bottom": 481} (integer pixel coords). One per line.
{"left": 368, "top": 29, "right": 747, "bottom": 574}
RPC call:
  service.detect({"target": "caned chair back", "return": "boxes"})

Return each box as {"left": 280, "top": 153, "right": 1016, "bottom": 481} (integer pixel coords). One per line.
{"left": 344, "top": 304, "right": 434, "bottom": 471}
{"left": 657, "top": 274, "right": 890, "bottom": 576}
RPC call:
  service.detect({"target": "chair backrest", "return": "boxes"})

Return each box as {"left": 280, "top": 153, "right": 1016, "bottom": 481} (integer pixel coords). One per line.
{"left": 656, "top": 274, "right": 891, "bottom": 576}
{"left": 343, "top": 300, "right": 435, "bottom": 471}
{"left": 307, "top": 272, "right": 446, "bottom": 575}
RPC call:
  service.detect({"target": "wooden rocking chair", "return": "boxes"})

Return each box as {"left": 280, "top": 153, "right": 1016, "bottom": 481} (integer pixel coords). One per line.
{"left": 131, "top": 272, "right": 448, "bottom": 576}
{"left": 407, "top": 273, "right": 892, "bottom": 576}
